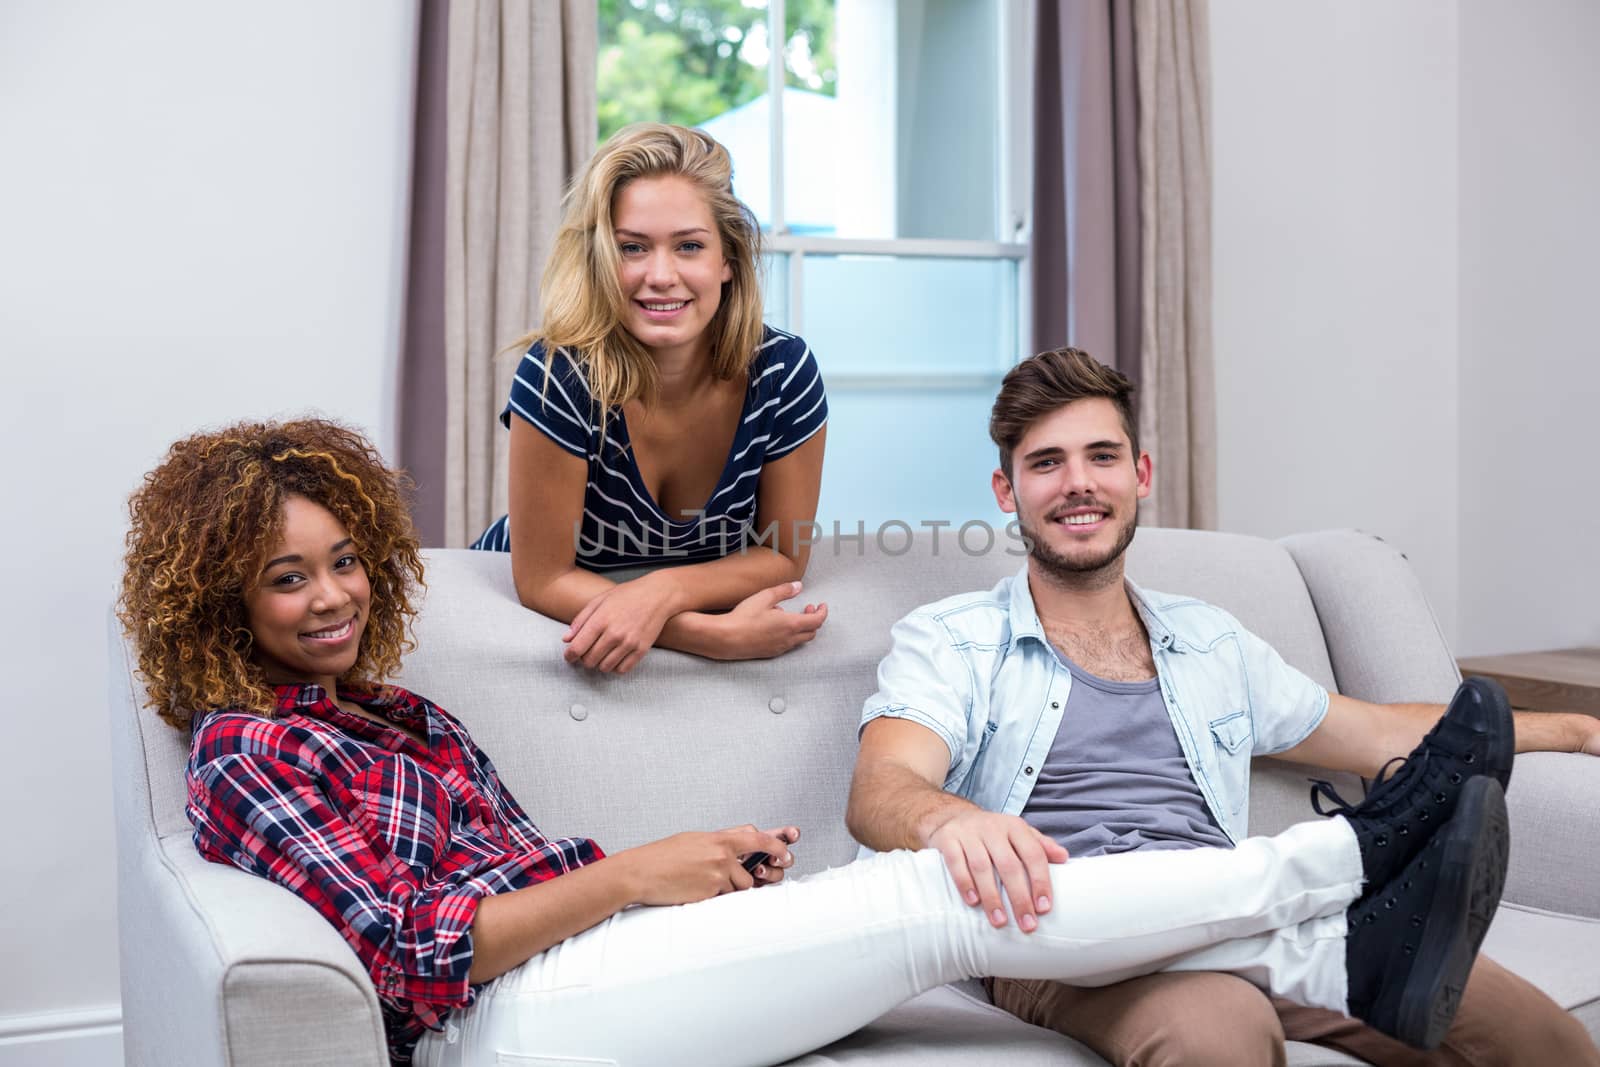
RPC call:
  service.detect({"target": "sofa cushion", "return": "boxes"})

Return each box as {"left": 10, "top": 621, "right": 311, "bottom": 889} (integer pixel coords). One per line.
{"left": 1480, "top": 904, "right": 1600, "bottom": 1031}
{"left": 792, "top": 982, "right": 1098, "bottom": 1065}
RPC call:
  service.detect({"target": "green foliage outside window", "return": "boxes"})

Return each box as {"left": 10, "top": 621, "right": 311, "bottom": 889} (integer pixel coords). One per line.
{"left": 598, "top": 0, "right": 838, "bottom": 143}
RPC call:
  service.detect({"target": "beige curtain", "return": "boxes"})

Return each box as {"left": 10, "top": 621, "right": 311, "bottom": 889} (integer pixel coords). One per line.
{"left": 398, "top": 0, "right": 449, "bottom": 548}
{"left": 1133, "top": 0, "right": 1216, "bottom": 530}
{"left": 443, "top": 0, "right": 596, "bottom": 547}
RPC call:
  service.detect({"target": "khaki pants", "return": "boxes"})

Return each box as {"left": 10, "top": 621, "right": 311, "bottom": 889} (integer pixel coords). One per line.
{"left": 989, "top": 956, "right": 1598, "bottom": 1067}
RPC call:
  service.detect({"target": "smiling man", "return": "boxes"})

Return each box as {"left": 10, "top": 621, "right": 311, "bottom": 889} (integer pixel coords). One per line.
{"left": 846, "top": 348, "right": 1600, "bottom": 1065}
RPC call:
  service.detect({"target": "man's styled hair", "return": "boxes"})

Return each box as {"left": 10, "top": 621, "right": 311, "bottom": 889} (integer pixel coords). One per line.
{"left": 520, "top": 121, "right": 765, "bottom": 413}
{"left": 989, "top": 347, "right": 1139, "bottom": 477}
{"left": 119, "top": 418, "right": 425, "bottom": 729}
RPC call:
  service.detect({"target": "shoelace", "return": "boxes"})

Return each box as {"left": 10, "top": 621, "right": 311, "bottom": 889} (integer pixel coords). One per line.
{"left": 1308, "top": 753, "right": 1424, "bottom": 817}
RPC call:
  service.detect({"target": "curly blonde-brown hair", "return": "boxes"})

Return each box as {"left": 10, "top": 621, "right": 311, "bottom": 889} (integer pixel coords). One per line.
{"left": 119, "top": 418, "right": 425, "bottom": 729}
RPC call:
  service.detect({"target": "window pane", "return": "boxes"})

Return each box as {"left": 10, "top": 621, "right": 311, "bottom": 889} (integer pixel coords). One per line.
{"left": 597, "top": 3, "right": 772, "bottom": 144}
{"left": 597, "top": 1, "right": 778, "bottom": 213}
{"left": 805, "top": 253, "right": 1016, "bottom": 530}
{"left": 801, "top": 254, "right": 1016, "bottom": 377}
{"left": 762, "top": 252, "right": 789, "bottom": 331}
{"left": 818, "top": 388, "right": 1006, "bottom": 528}
{"left": 598, "top": 2, "right": 1003, "bottom": 241}
{"left": 793, "top": 0, "right": 1001, "bottom": 240}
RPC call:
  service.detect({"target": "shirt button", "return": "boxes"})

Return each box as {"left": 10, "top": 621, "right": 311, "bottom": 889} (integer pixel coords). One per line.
{"left": 768, "top": 697, "right": 786, "bottom": 714}
{"left": 1025, "top": 766, "right": 1035, "bottom": 775}
{"left": 1050, "top": 701, "right": 1060, "bottom": 710}
{"left": 569, "top": 703, "right": 588, "bottom": 721}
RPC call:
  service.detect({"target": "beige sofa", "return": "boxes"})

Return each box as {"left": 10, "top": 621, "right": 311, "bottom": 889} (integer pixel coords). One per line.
{"left": 109, "top": 528, "right": 1600, "bottom": 1065}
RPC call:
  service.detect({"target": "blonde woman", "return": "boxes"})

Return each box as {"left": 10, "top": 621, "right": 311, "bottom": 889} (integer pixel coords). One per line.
{"left": 471, "top": 124, "right": 827, "bottom": 674}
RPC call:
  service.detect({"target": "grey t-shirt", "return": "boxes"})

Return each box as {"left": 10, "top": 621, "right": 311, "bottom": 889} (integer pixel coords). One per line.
{"left": 1020, "top": 654, "right": 1232, "bottom": 858}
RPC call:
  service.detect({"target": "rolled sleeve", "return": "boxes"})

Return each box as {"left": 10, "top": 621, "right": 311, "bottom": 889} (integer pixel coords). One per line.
{"left": 1233, "top": 625, "right": 1332, "bottom": 755}
{"left": 860, "top": 611, "right": 973, "bottom": 774}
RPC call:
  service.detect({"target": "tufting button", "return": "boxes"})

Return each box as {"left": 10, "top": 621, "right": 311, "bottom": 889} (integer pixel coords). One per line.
{"left": 569, "top": 703, "right": 588, "bottom": 721}
{"left": 768, "top": 697, "right": 786, "bottom": 714}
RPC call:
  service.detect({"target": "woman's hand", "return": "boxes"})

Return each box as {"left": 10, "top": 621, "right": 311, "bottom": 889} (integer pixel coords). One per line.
{"left": 706, "top": 581, "right": 828, "bottom": 661}
{"left": 747, "top": 826, "right": 801, "bottom": 886}
{"left": 562, "top": 573, "right": 683, "bottom": 673}
{"left": 616, "top": 826, "right": 800, "bottom": 906}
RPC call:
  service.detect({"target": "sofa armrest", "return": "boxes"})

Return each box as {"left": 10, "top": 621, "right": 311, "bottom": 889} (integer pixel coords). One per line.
{"left": 110, "top": 606, "right": 389, "bottom": 1067}
{"left": 1502, "top": 751, "right": 1600, "bottom": 920}
{"left": 118, "top": 831, "right": 388, "bottom": 1067}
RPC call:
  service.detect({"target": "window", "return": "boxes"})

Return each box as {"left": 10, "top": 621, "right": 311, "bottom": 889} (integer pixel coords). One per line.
{"left": 599, "top": 0, "right": 1032, "bottom": 528}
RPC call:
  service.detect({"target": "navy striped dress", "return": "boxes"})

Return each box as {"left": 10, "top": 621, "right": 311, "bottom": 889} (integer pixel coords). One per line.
{"left": 470, "top": 327, "right": 828, "bottom": 571}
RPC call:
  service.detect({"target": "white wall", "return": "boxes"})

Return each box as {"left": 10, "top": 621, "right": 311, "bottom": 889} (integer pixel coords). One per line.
{"left": 4, "top": 0, "right": 1593, "bottom": 1055}
{"left": 1457, "top": 0, "right": 1600, "bottom": 656}
{"left": 1211, "top": 1, "right": 1463, "bottom": 644}
{"left": 0, "top": 0, "right": 418, "bottom": 1056}
{"left": 1213, "top": 0, "right": 1600, "bottom": 659}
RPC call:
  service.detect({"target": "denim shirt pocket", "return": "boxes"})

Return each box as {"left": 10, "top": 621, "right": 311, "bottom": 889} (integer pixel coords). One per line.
{"left": 958, "top": 720, "right": 1000, "bottom": 800}
{"left": 1206, "top": 710, "right": 1255, "bottom": 815}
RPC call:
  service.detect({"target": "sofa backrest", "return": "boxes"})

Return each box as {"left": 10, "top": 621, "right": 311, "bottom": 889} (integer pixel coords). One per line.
{"left": 393, "top": 529, "right": 1349, "bottom": 870}
{"left": 120, "top": 528, "right": 1458, "bottom": 873}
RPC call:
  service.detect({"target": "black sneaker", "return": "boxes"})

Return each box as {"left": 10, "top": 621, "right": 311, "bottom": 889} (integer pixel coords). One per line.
{"left": 1420, "top": 676, "right": 1515, "bottom": 791}
{"left": 1344, "top": 774, "right": 1510, "bottom": 1049}
{"left": 1310, "top": 676, "right": 1514, "bottom": 896}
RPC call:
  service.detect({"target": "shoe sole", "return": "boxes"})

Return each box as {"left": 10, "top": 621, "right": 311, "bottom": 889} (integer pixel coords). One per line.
{"left": 1458, "top": 676, "right": 1515, "bottom": 791}
{"left": 1394, "top": 776, "right": 1510, "bottom": 1049}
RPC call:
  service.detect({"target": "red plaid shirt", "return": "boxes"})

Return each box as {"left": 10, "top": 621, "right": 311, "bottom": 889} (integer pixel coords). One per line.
{"left": 187, "top": 683, "right": 604, "bottom": 1063}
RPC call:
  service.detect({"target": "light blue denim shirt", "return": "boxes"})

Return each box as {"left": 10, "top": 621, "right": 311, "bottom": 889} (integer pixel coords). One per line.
{"left": 860, "top": 567, "right": 1329, "bottom": 844}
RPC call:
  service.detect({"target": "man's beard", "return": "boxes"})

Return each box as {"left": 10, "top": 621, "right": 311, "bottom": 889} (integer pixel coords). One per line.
{"left": 1017, "top": 502, "right": 1139, "bottom": 590}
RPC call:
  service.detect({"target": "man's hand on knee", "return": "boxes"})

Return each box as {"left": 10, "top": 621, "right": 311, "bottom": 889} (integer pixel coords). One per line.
{"left": 926, "top": 809, "right": 1068, "bottom": 933}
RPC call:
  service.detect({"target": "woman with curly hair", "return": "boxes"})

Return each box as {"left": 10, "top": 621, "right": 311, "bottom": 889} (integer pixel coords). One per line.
{"left": 121, "top": 418, "right": 1504, "bottom": 1067}
{"left": 120, "top": 418, "right": 425, "bottom": 726}
{"left": 470, "top": 123, "right": 828, "bottom": 675}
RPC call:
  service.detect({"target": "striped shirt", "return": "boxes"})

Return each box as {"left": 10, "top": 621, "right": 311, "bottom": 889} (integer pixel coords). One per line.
{"left": 187, "top": 683, "right": 604, "bottom": 1063}
{"left": 470, "top": 327, "right": 828, "bottom": 571}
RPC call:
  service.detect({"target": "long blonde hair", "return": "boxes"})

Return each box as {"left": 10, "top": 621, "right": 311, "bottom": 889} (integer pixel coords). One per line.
{"left": 523, "top": 123, "right": 765, "bottom": 411}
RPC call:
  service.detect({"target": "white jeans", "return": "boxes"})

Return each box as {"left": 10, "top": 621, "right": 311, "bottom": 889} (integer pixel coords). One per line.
{"left": 416, "top": 818, "right": 1363, "bottom": 1067}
